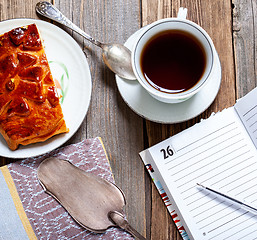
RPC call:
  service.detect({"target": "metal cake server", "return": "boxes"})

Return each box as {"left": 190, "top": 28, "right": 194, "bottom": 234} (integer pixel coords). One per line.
{"left": 37, "top": 157, "right": 146, "bottom": 240}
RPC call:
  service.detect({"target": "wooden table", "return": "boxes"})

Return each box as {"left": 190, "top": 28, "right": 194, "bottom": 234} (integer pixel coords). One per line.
{"left": 0, "top": 0, "right": 256, "bottom": 239}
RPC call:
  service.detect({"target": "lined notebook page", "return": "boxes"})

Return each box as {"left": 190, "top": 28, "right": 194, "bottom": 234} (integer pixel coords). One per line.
{"left": 235, "top": 87, "right": 257, "bottom": 148}
{"left": 147, "top": 107, "right": 257, "bottom": 240}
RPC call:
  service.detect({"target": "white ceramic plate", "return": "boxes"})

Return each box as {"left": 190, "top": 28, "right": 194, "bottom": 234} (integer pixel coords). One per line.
{"left": 0, "top": 19, "right": 92, "bottom": 158}
{"left": 116, "top": 28, "right": 221, "bottom": 124}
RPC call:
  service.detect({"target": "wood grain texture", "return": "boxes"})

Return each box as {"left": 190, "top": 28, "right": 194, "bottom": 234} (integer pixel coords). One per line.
{"left": 0, "top": 0, "right": 38, "bottom": 20}
{"left": 232, "top": 0, "right": 257, "bottom": 98}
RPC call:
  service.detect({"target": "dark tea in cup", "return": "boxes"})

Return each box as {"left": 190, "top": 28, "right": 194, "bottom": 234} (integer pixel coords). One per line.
{"left": 140, "top": 30, "right": 206, "bottom": 94}
{"left": 131, "top": 16, "right": 214, "bottom": 104}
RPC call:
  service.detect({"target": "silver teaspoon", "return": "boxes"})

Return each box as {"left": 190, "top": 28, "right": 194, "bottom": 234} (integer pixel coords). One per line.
{"left": 37, "top": 157, "right": 146, "bottom": 240}
{"left": 35, "top": 1, "right": 136, "bottom": 80}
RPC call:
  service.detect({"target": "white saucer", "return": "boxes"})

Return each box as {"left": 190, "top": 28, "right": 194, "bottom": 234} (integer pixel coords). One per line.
{"left": 116, "top": 29, "right": 221, "bottom": 124}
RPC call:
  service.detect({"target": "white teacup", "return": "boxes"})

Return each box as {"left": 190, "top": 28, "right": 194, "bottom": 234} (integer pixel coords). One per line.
{"left": 131, "top": 8, "right": 215, "bottom": 104}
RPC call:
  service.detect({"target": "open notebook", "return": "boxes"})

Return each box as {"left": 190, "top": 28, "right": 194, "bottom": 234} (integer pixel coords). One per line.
{"left": 140, "top": 87, "right": 257, "bottom": 240}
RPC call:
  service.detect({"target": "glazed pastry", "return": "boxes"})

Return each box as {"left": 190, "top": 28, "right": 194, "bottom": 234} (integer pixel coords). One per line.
{"left": 0, "top": 24, "right": 69, "bottom": 150}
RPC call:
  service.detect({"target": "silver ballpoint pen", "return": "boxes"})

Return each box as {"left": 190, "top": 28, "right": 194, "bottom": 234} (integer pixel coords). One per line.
{"left": 197, "top": 183, "right": 257, "bottom": 214}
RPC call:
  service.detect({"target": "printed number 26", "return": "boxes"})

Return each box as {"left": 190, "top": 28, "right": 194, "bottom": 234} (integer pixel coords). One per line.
{"left": 160, "top": 145, "right": 174, "bottom": 159}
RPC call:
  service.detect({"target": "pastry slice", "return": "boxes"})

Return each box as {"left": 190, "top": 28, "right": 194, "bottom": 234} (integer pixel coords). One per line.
{"left": 0, "top": 24, "right": 69, "bottom": 150}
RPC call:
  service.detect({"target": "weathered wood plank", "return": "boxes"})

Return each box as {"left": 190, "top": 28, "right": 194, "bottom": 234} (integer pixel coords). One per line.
{"left": 142, "top": 0, "right": 236, "bottom": 239}
{"left": 0, "top": 0, "right": 38, "bottom": 20}
{"left": 232, "top": 0, "right": 257, "bottom": 98}
{"left": 54, "top": 0, "right": 146, "bottom": 237}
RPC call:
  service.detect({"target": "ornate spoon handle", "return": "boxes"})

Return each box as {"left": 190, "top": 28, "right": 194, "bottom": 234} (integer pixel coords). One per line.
{"left": 35, "top": 1, "right": 102, "bottom": 47}
{"left": 109, "top": 211, "right": 147, "bottom": 240}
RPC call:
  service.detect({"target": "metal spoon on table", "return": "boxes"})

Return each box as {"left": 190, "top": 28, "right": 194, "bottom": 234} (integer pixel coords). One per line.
{"left": 35, "top": 1, "right": 136, "bottom": 80}
{"left": 37, "top": 157, "right": 146, "bottom": 240}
